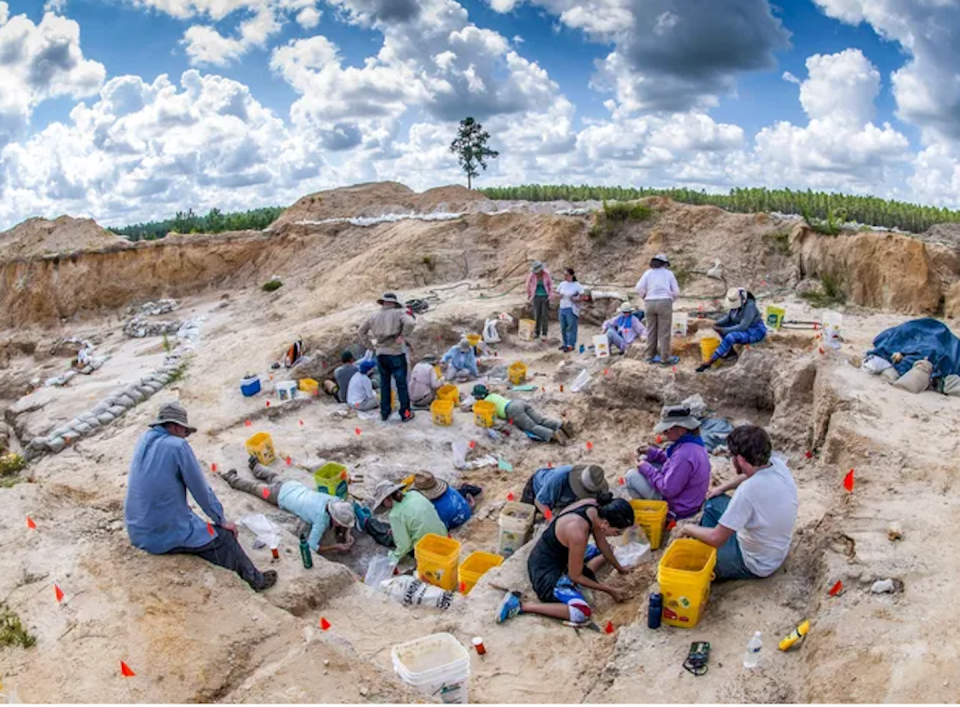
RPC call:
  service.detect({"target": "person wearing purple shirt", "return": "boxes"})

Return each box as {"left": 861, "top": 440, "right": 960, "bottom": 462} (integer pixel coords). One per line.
{"left": 625, "top": 405, "right": 710, "bottom": 520}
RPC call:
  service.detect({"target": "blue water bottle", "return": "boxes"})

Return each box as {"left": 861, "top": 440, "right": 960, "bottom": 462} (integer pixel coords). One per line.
{"left": 579, "top": 344, "right": 585, "bottom": 354}
{"left": 648, "top": 592, "right": 662, "bottom": 629}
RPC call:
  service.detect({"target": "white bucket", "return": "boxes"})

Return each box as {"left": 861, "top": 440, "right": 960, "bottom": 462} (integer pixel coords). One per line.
{"left": 593, "top": 334, "right": 610, "bottom": 358}
{"left": 672, "top": 312, "right": 688, "bottom": 337}
{"left": 499, "top": 502, "right": 535, "bottom": 557}
{"left": 392, "top": 633, "right": 471, "bottom": 704}
{"left": 823, "top": 311, "right": 843, "bottom": 349}
{"left": 276, "top": 380, "right": 297, "bottom": 402}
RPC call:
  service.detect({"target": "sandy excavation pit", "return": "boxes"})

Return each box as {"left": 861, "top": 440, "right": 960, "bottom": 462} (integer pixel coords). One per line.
{"left": 1, "top": 183, "right": 960, "bottom": 702}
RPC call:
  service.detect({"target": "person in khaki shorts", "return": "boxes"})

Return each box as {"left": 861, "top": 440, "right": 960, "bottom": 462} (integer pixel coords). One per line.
{"left": 635, "top": 253, "right": 680, "bottom": 367}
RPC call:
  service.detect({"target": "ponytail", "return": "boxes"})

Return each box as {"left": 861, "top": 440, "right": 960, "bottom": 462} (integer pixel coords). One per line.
{"left": 597, "top": 498, "right": 635, "bottom": 528}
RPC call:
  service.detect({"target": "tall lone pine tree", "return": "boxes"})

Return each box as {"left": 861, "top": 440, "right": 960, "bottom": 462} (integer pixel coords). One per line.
{"left": 450, "top": 117, "right": 499, "bottom": 190}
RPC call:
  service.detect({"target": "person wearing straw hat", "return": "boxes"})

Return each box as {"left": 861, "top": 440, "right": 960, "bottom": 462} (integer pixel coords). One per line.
{"left": 635, "top": 253, "right": 680, "bottom": 367}
{"left": 222, "top": 458, "right": 356, "bottom": 554}
{"left": 440, "top": 338, "right": 479, "bottom": 381}
{"left": 696, "top": 287, "right": 766, "bottom": 373}
{"left": 409, "top": 354, "right": 443, "bottom": 408}
{"left": 602, "top": 302, "right": 646, "bottom": 355}
{"left": 624, "top": 404, "right": 710, "bottom": 520}
{"left": 413, "top": 472, "right": 483, "bottom": 530}
{"left": 124, "top": 403, "right": 277, "bottom": 592}
{"left": 526, "top": 260, "right": 554, "bottom": 342}
{"left": 520, "top": 464, "right": 610, "bottom": 519}
{"left": 370, "top": 479, "right": 446, "bottom": 564}
{"left": 357, "top": 293, "right": 417, "bottom": 422}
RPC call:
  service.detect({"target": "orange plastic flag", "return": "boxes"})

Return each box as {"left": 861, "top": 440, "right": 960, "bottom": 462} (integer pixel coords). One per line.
{"left": 26, "top": 516, "right": 36, "bottom": 530}
{"left": 618, "top": 478, "right": 625, "bottom": 486}
{"left": 207, "top": 523, "right": 215, "bottom": 536}
{"left": 805, "top": 451, "right": 813, "bottom": 459}
{"left": 843, "top": 469, "right": 854, "bottom": 492}
{"left": 559, "top": 385, "right": 564, "bottom": 393}
{"left": 299, "top": 420, "right": 304, "bottom": 426}
{"left": 656, "top": 435, "right": 663, "bottom": 444}
{"left": 459, "top": 581, "right": 466, "bottom": 593}
{"left": 585, "top": 441, "right": 593, "bottom": 451}
{"left": 245, "top": 420, "right": 252, "bottom": 427}
{"left": 285, "top": 456, "right": 292, "bottom": 466}
{"left": 506, "top": 492, "right": 515, "bottom": 501}
{"left": 829, "top": 580, "right": 843, "bottom": 596}
{"left": 54, "top": 584, "right": 64, "bottom": 603}
{"left": 604, "top": 621, "right": 614, "bottom": 634}
{"left": 211, "top": 463, "right": 218, "bottom": 473}
{"left": 120, "top": 661, "right": 136, "bottom": 677}
{"left": 469, "top": 440, "right": 476, "bottom": 449}
{"left": 320, "top": 617, "right": 331, "bottom": 631}
{"left": 261, "top": 488, "right": 270, "bottom": 499}
{"left": 354, "top": 428, "right": 361, "bottom": 436}
{"left": 544, "top": 508, "right": 553, "bottom": 522}
{"left": 265, "top": 400, "right": 271, "bottom": 407}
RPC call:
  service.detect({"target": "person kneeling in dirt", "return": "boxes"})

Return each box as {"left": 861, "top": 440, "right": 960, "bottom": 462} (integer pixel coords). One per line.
{"left": 409, "top": 354, "right": 443, "bottom": 408}
{"left": 441, "top": 339, "right": 479, "bottom": 381}
{"left": 677, "top": 425, "right": 797, "bottom": 580}
{"left": 222, "top": 459, "right": 356, "bottom": 554}
{"left": 413, "top": 472, "right": 483, "bottom": 530}
{"left": 347, "top": 360, "right": 379, "bottom": 411}
{"left": 332, "top": 350, "right": 359, "bottom": 403}
{"left": 124, "top": 403, "right": 277, "bottom": 592}
{"left": 497, "top": 496, "right": 634, "bottom": 626}
{"left": 520, "top": 464, "right": 609, "bottom": 519}
{"left": 696, "top": 288, "right": 767, "bottom": 373}
{"left": 602, "top": 303, "right": 646, "bottom": 355}
{"left": 371, "top": 480, "right": 447, "bottom": 564}
{"left": 473, "top": 385, "right": 573, "bottom": 446}
{"left": 625, "top": 405, "right": 710, "bottom": 520}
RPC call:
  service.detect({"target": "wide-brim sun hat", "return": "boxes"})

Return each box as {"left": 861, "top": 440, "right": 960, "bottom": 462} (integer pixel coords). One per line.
{"left": 413, "top": 472, "right": 449, "bottom": 501}
{"left": 531, "top": 260, "right": 544, "bottom": 273}
{"left": 568, "top": 464, "right": 609, "bottom": 499}
{"left": 651, "top": 253, "right": 670, "bottom": 266}
{"left": 369, "top": 480, "right": 406, "bottom": 513}
{"left": 618, "top": 302, "right": 635, "bottom": 313}
{"left": 653, "top": 404, "right": 702, "bottom": 434}
{"left": 377, "top": 293, "right": 401, "bottom": 306}
{"left": 149, "top": 402, "right": 197, "bottom": 434}
{"left": 724, "top": 287, "right": 744, "bottom": 311}
{"left": 328, "top": 500, "right": 356, "bottom": 528}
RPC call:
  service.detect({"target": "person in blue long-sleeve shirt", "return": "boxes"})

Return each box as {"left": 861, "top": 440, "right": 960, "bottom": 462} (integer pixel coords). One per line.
{"left": 697, "top": 287, "right": 767, "bottom": 372}
{"left": 124, "top": 403, "right": 276, "bottom": 591}
{"left": 441, "top": 339, "right": 479, "bottom": 381}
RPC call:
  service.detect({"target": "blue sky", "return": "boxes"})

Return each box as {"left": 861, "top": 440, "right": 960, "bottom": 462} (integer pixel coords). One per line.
{"left": 1, "top": 0, "right": 959, "bottom": 229}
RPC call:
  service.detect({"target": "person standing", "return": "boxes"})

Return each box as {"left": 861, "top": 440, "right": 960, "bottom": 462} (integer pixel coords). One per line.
{"left": 526, "top": 261, "right": 554, "bottom": 342}
{"left": 124, "top": 403, "right": 276, "bottom": 592}
{"left": 636, "top": 254, "right": 680, "bottom": 367}
{"left": 556, "top": 267, "right": 585, "bottom": 352}
{"left": 358, "top": 293, "right": 417, "bottom": 422}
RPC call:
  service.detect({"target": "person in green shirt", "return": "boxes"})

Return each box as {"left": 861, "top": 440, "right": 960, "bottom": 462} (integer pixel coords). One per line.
{"left": 370, "top": 480, "right": 447, "bottom": 564}
{"left": 473, "top": 385, "right": 573, "bottom": 446}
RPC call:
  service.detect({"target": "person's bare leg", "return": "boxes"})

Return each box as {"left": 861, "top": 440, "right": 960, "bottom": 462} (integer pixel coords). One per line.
{"left": 519, "top": 602, "right": 572, "bottom": 620}
{"left": 587, "top": 554, "right": 607, "bottom": 573}
{"left": 466, "top": 494, "right": 476, "bottom": 510}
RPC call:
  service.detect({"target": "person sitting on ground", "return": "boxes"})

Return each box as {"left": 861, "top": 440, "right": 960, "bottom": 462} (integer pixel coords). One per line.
{"left": 413, "top": 472, "right": 483, "bottom": 531}
{"left": 696, "top": 287, "right": 767, "bottom": 373}
{"left": 222, "top": 459, "right": 356, "bottom": 554}
{"left": 636, "top": 254, "right": 680, "bottom": 366}
{"left": 473, "top": 385, "right": 573, "bottom": 446}
{"left": 409, "top": 354, "right": 443, "bottom": 408}
{"left": 357, "top": 292, "right": 417, "bottom": 422}
{"left": 347, "top": 360, "right": 379, "bottom": 411}
{"left": 520, "top": 464, "right": 610, "bottom": 519}
{"left": 602, "top": 303, "right": 646, "bottom": 355}
{"left": 497, "top": 496, "right": 634, "bottom": 626}
{"left": 124, "top": 403, "right": 277, "bottom": 592}
{"left": 441, "top": 338, "right": 479, "bottom": 381}
{"left": 333, "top": 350, "right": 359, "bottom": 404}
{"left": 625, "top": 405, "right": 710, "bottom": 520}
{"left": 282, "top": 338, "right": 304, "bottom": 368}
{"left": 371, "top": 480, "right": 447, "bottom": 564}
{"left": 678, "top": 425, "right": 798, "bottom": 581}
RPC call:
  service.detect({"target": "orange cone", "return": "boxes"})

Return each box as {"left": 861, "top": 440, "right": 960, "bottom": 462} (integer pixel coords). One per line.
{"left": 120, "top": 661, "right": 136, "bottom": 677}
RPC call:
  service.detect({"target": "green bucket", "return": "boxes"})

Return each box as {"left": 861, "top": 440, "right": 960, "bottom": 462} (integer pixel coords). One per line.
{"left": 314, "top": 462, "right": 349, "bottom": 499}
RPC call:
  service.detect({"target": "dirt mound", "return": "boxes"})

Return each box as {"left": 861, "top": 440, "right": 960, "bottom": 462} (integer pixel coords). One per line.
{"left": 267, "top": 181, "right": 490, "bottom": 231}
{"left": 0, "top": 216, "right": 129, "bottom": 260}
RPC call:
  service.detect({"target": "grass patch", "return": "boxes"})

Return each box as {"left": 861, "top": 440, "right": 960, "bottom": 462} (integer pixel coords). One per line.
{"left": 763, "top": 229, "right": 792, "bottom": 256}
{"left": 802, "top": 207, "right": 843, "bottom": 236}
{"left": 262, "top": 279, "right": 283, "bottom": 292}
{"left": 0, "top": 476, "right": 25, "bottom": 489}
{"left": 800, "top": 273, "right": 847, "bottom": 308}
{"left": 421, "top": 254, "right": 436, "bottom": 272}
{"left": 0, "top": 603, "right": 37, "bottom": 648}
{"left": 589, "top": 200, "right": 652, "bottom": 240}
{"left": 167, "top": 363, "right": 188, "bottom": 385}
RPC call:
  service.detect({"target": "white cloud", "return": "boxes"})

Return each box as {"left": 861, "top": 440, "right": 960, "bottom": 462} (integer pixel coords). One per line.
{"left": 799, "top": 48, "right": 879, "bottom": 123}
{"left": 181, "top": 6, "right": 283, "bottom": 65}
{"left": 0, "top": 1, "right": 10, "bottom": 25}
{"left": 296, "top": 6, "right": 321, "bottom": 27}
{"left": 782, "top": 71, "right": 800, "bottom": 84}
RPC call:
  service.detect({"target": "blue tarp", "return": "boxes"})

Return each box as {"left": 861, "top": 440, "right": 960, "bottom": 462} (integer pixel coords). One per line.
{"left": 867, "top": 318, "right": 960, "bottom": 380}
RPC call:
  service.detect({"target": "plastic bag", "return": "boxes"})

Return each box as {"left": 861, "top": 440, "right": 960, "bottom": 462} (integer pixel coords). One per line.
{"left": 452, "top": 441, "right": 468, "bottom": 468}
{"left": 613, "top": 538, "right": 651, "bottom": 568}
{"left": 237, "top": 513, "right": 280, "bottom": 550}
{"left": 862, "top": 355, "right": 893, "bottom": 374}
{"left": 364, "top": 554, "right": 398, "bottom": 587}
{"left": 571, "top": 369, "right": 591, "bottom": 392}
{"left": 483, "top": 319, "right": 501, "bottom": 344}
{"left": 380, "top": 575, "right": 455, "bottom": 610}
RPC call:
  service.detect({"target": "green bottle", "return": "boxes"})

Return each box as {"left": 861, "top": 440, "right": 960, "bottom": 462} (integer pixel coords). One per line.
{"left": 299, "top": 534, "right": 313, "bottom": 569}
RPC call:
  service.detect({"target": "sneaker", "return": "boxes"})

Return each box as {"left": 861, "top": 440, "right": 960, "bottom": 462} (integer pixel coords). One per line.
{"left": 645, "top": 356, "right": 661, "bottom": 365}
{"left": 558, "top": 345, "right": 568, "bottom": 352}
{"left": 401, "top": 410, "right": 416, "bottom": 423}
{"left": 660, "top": 356, "right": 680, "bottom": 367}
{"left": 247, "top": 454, "right": 258, "bottom": 471}
{"left": 222, "top": 468, "right": 238, "bottom": 484}
{"left": 695, "top": 363, "right": 711, "bottom": 373}
{"left": 496, "top": 591, "right": 523, "bottom": 623}
{"left": 256, "top": 570, "right": 278, "bottom": 592}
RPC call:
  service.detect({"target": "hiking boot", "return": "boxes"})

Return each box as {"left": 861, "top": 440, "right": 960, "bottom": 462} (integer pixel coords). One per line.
{"left": 645, "top": 356, "right": 661, "bottom": 365}
{"left": 561, "top": 420, "right": 575, "bottom": 437}
{"left": 247, "top": 454, "right": 258, "bottom": 471}
{"left": 496, "top": 590, "right": 523, "bottom": 623}
{"left": 660, "top": 356, "right": 680, "bottom": 367}
{"left": 401, "top": 410, "right": 416, "bottom": 423}
{"left": 554, "top": 428, "right": 570, "bottom": 447}
{"left": 256, "top": 570, "right": 278, "bottom": 592}
{"left": 222, "top": 469, "right": 239, "bottom": 485}
{"left": 695, "top": 363, "right": 712, "bottom": 373}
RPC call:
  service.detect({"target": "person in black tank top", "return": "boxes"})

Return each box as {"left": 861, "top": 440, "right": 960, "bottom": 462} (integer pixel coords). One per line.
{"left": 497, "top": 497, "right": 635, "bottom": 625}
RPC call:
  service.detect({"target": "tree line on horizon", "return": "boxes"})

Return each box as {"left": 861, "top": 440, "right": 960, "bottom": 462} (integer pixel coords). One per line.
{"left": 108, "top": 206, "right": 284, "bottom": 240}
{"left": 479, "top": 185, "right": 960, "bottom": 234}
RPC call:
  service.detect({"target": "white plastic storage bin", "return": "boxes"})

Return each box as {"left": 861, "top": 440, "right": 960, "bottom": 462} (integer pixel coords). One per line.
{"left": 392, "top": 632, "right": 471, "bottom": 704}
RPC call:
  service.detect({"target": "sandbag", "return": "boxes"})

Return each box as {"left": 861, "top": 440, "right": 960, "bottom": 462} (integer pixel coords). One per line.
{"left": 380, "top": 575, "right": 455, "bottom": 610}
{"left": 893, "top": 359, "right": 933, "bottom": 394}
{"left": 880, "top": 367, "right": 900, "bottom": 382}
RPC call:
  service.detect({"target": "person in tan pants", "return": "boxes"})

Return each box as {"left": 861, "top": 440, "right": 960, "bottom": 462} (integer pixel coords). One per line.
{"left": 636, "top": 254, "right": 680, "bottom": 367}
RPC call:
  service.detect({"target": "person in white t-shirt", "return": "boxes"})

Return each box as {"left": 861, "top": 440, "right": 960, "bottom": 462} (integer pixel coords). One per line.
{"left": 556, "top": 268, "right": 586, "bottom": 353}
{"left": 347, "top": 360, "right": 380, "bottom": 411}
{"left": 678, "top": 425, "right": 798, "bottom": 580}
{"left": 635, "top": 254, "right": 680, "bottom": 367}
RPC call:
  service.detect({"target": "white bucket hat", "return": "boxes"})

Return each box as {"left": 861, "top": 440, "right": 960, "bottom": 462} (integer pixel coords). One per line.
{"left": 618, "top": 302, "right": 635, "bottom": 314}
{"left": 369, "top": 479, "right": 405, "bottom": 512}
{"left": 724, "top": 287, "right": 745, "bottom": 311}
{"left": 328, "top": 500, "right": 356, "bottom": 528}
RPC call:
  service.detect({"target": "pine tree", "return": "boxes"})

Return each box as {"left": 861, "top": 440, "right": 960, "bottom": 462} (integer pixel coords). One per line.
{"left": 449, "top": 117, "right": 499, "bottom": 190}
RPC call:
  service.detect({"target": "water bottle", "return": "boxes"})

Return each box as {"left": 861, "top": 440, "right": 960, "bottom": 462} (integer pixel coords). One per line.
{"left": 743, "top": 631, "right": 762, "bottom": 668}
{"left": 299, "top": 534, "right": 313, "bottom": 569}
{"left": 647, "top": 592, "right": 662, "bottom": 629}
{"left": 579, "top": 344, "right": 585, "bottom": 354}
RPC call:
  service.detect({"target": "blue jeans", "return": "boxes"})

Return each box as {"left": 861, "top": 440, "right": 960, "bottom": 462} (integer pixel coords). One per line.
{"left": 376, "top": 354, "right": 410, "bottom": 421}
{"left": 606, "top": 328, "right": 629, "bottom": 353}
{"left": 713, "top": 322, "right": 766, "bottom": 360}
{"left": 560, "top": 308, "right": 579, "bottom": 349}
{"left": 699, "top": 495, "right": 758, "bottom": 581}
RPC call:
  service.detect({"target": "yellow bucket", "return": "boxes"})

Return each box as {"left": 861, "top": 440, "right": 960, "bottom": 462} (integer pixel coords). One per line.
{"left": 466, "top": 333, "right": 482, "bottom": 348}
{"left": 700, "top": 337, "right": 721, "bottom": 363}
{"left": 437, "top": 384, "right": 460, "bottom": 405}
{"left": 657, "top": 539, "right": 717, "bottom": 628}
{"left": 458, "top": 551, "right": 504, "bottom": 594}
{"left": 313, "top": 462, "right": 349, "bottom": 499}
{"left": 298, "top": 378, "right": 319, "bottom": 395}
{"left": 245, "top": 432, "right": 276, "bottom": 466}
{"left": 508, "top": 362, "right": 528, "bottom": 385}
{"left": 630, "top": 500, "right": 669, "bottom": 550}
{"left": 765, "top": 306, "right": 785, "bottom": 331}
{"left": 473, "top": 400, "right": 496, "bottom": 427}
{"left": 431, "top": 399, "right": 455, "bottom": 426}
{"left": 415, "top": 534, "right": 461, "bottom": 591}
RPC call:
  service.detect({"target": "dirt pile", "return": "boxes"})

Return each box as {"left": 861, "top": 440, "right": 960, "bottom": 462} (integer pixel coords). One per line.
{"left": 0, "top": 216, "right": 129, "bottom": 260}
